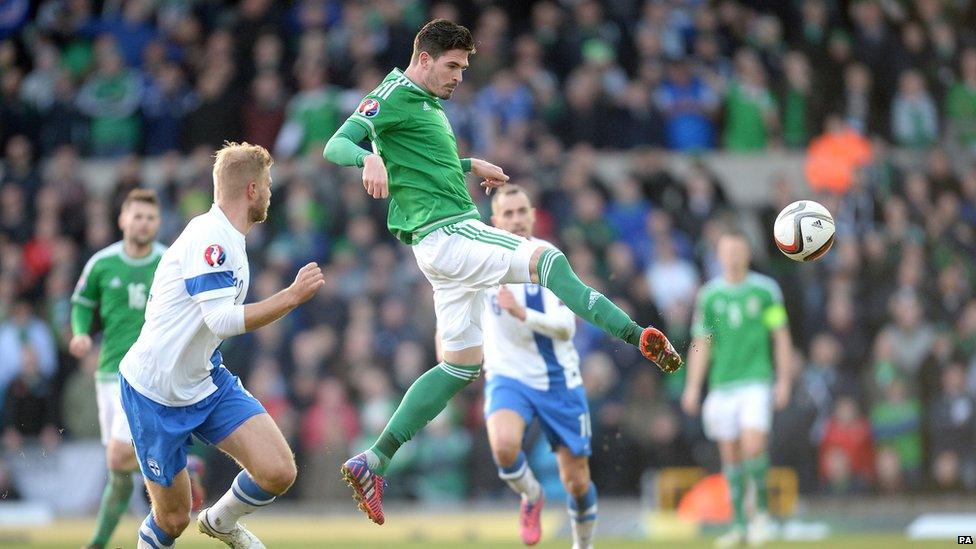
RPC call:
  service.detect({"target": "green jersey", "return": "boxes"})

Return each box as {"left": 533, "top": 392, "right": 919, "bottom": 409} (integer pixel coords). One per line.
{"left": 71, "top": 241, "right": 165, "bottom": 381}
{"left": 692, "top": 272, "right": 787, "bottom": 389}
{"left": 346, "top": 68, "right": 479, "bottom": 244}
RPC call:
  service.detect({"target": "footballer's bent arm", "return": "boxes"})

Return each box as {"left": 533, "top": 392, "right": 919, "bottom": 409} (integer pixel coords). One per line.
{"left": 523, "top": 302, "right": 576, "bottom": 341}
{"left": 243, "top": 262, "right": 324, "bottom": 332}
{"left": 773, "top": 325, "right": 793, "bottom": 387}
{"left": 324, "top": 120, "right": 373, "bottom": 167}
{"left": 70, "top": 301, "right": 96, "bottom": 337}
{"left": 684, "top": 336, "right": 711, "bottom": 394}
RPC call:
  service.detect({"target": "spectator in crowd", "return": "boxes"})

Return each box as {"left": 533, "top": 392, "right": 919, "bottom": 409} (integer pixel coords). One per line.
{"left": 274, "top": 62, "right": 341, "bottom": 159}
{"left": 412, "top": 406, "right": 472, "bottom": 503}
{"left": 928, "top": 362, "right": 976, "bottom": 491}
{"left": 891, "top": 69, "right": 939, "bottom": 148}
{"left": 141, "top": 61, "right": 192, "bottom": 156}
{"left": 0, "top": 301, "right": 57, "bottom": 405}
{"left": 946, "top": 48, "right": 976, "bottom": 153}
{"left": 723, "top": 49, "right": 778, "bottom": 152}
{"left": 805, "top": 114, "right": 873, "bottom": 195}
{"left": 870, "top": 377, "right": 923, "bottom": 491}
{"left": 819, "top": 396, "right": 875, "bottom": 494}
{"left": 654, "top": 57, "right": 719, "bottom": 151}
{"left": 779, "top": 51, "right": 818, "bottom": 149}
{"left": 76, "top": 38, "right": 143, "bottom": 157}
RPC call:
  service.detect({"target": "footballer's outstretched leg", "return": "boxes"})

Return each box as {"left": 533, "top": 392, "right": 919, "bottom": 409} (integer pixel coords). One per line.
{"left": 530, "top": 246, "right": 683, "bottom": 373}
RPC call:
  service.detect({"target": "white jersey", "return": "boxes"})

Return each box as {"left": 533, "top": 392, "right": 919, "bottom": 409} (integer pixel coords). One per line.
{"left": 482, "top": 239, "right": 581, "bottom": 391}
{"left": 120, "top": 204, "right": 249, "bottom": 406}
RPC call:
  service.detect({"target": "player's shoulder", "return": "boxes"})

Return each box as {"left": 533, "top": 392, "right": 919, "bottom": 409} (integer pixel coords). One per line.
{"left": 699, "top": 276, "right": 726, "bottom": 298}
{"left": 747, "top": 271, "right": 783, "bottom": 298}
{"left": 363, "top": 69, "right": 422, "bottom": 106}
{"left": 85, "top": 240, "right": 125, "bottom": 268}
{"left": 530, "top": 237, "right": 555, "bottom": 249}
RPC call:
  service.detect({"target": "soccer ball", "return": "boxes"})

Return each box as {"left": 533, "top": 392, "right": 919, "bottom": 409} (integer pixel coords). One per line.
{"left": 772, "top": 200, "right": 835, "bottom": 262}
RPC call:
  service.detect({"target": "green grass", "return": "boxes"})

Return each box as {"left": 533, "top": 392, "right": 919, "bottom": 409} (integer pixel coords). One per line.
{"left": 0, "top": 535, "right": 954, "bottom": 548}
{"left": 0, "top": 516, "right": 955, "bottom": 548}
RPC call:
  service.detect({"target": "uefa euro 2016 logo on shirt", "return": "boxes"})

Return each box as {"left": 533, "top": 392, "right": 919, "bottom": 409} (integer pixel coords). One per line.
{"left": 358, "top": 98, "right": 380, "bottom": 117}
{"left": 204, "top": 244, "right": 226, "bottom": 267}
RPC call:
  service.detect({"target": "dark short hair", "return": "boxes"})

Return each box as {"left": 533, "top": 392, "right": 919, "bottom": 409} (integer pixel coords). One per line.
{"left": 122, "top": 188, "right": 159, "bottom": 211}
{"left": 490, "top": 183, "right": 530, "bottom": 207}
{"left": 412, "top": 19, "right": 475, "bottom": 62}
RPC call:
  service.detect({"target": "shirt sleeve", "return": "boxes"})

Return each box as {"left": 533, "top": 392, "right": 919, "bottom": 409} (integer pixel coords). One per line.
{"left": 72, "top": 255, "right": 101, "bottom": 309}
{"left": 691, "top": 289, "right": 713, "bottom": 338}
{"left": 524, "top": 289, "right": 576, "bottom": 341}
{"left": 347, "top": 91, "right": 403, "bottom": 141}
{"left": 182, "top": 235, "right": 237, "bottom": 303}
{"left": 71, "top": 256, "right": 101, "bottom": 334}
{"left": 762, "top": 280, "right": 788, "bottom": 330}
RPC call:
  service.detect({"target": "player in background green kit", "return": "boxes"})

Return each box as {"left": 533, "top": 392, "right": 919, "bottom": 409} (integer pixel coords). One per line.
{"left": 681, "top": 230, "right": 793, "bottom": 548}
{"left": 325, "top": 19, "right": 682, "bottom": 525}
{"left": 70, "top": 189, "right": 202, "bottom": 549}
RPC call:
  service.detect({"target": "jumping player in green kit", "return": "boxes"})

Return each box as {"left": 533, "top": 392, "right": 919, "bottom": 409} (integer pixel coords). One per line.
{"left": 324, "top": 19, "right": 683, "bottom": 525}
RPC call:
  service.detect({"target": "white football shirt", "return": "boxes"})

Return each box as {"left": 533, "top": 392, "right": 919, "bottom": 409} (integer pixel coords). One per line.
{"left": 482, "top": 238, "right": 582, "bottom": 391}
{"left": 120, "top": 204, "right": 249, "bottom": 406}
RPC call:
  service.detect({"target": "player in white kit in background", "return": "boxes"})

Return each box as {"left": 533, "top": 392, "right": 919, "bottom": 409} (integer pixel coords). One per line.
{"left": 481, "top": 185, "right": 597, "bottom": 549}
{"left": 119, "top": 142, "right": 324, "bottom": 549}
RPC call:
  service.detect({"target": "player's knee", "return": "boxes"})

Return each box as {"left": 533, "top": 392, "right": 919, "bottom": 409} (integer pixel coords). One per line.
{"left": 492, "top": 442, "right": 521, "bottom": 469}
{"left": 106, "top": 444, "right": 135, "bottom": 472}
{"left": 560, "top": 463, "right": 590, "bottom": 498}
{"left": 156, "top": 509, "right": 190, "bottom": 537}
{"left": 528, "top": 245, "right": 551, "bottom": 281}
{"left": 255, "top": 455, "right": 297, "bottom": 495}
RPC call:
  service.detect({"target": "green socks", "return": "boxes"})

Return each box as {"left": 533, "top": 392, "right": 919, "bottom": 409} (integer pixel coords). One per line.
{"left": 88, "top": 470, "right": 134, "bottom": 547}
{"left": 724, "top": 463, "right": 746, "bottom": 529}
{"left": 743, "top": 455, "right": 770, "bottom": 513}
{"left": 368, "top": 362, "right": 481, "bottom": 475}
{"left": 537, "top": 249, "right": 643, "bottom": 346}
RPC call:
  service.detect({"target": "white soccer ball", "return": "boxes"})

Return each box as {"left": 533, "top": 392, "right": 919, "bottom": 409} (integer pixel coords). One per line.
{"left": 772, "top": 200, "right": 836, "bottom": 262}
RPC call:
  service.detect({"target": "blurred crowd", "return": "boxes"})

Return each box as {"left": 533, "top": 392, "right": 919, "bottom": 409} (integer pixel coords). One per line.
{"left": 1, "top": 0, "right": 976, "bottom": 505}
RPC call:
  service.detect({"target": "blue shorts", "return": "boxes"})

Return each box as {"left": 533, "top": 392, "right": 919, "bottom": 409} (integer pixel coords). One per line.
{"left": 484, "top": 374, "right": 592, "bottom": 457}
{"left": 120, "top": 366, "right": 266, "bottom": 487}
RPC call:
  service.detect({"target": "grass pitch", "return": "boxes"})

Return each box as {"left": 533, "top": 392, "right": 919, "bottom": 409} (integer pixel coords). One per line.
{"left": 0, "top": 515, "right": 953, "bottom": 548}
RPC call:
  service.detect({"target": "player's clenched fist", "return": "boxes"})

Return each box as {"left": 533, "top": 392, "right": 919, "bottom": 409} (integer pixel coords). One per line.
{"left": 288, "top": 262, "right": 325, "bottom": 304}
{"left": 362, "top": 154, "right": 389, "bottom": 199}
{"left": 68, "top": 334, "right": 93, "bottom": 359}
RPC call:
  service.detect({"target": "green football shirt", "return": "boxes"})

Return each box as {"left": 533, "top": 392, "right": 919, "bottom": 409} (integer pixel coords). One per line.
{"left": 345, "top": 68, "right": 479, "bottom": 244}
{"left": 71, "top": 241, "right": 165, "bottom": 381}
{"left": 692, "top": 272, "right": 788, "bottom": 389}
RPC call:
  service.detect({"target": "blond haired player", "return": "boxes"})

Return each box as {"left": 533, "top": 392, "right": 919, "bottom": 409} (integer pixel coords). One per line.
{"left": 119, "top": 143, "right": 323, "bottom": 548}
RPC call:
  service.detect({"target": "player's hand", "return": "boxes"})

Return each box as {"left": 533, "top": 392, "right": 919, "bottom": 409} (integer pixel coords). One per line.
{"left": 681, "top": 388, "right": 700, "bottom": 417}
{"left": 288, "top": 262, "right": 325, "bottom": 305}
{"left": 497, "top": 285, "right": 526, "bottom": 321}
{"left": 470, "top": 158, "right": 509, "bottom": 195}
{"left": 362, "top": 154, "right": 389, "bottom": 199}
{"left": 774, "top": 380, "right": 791, "bottom": 411}
{"left": 69, "top": 334, "right": 93, "bottom": 359}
